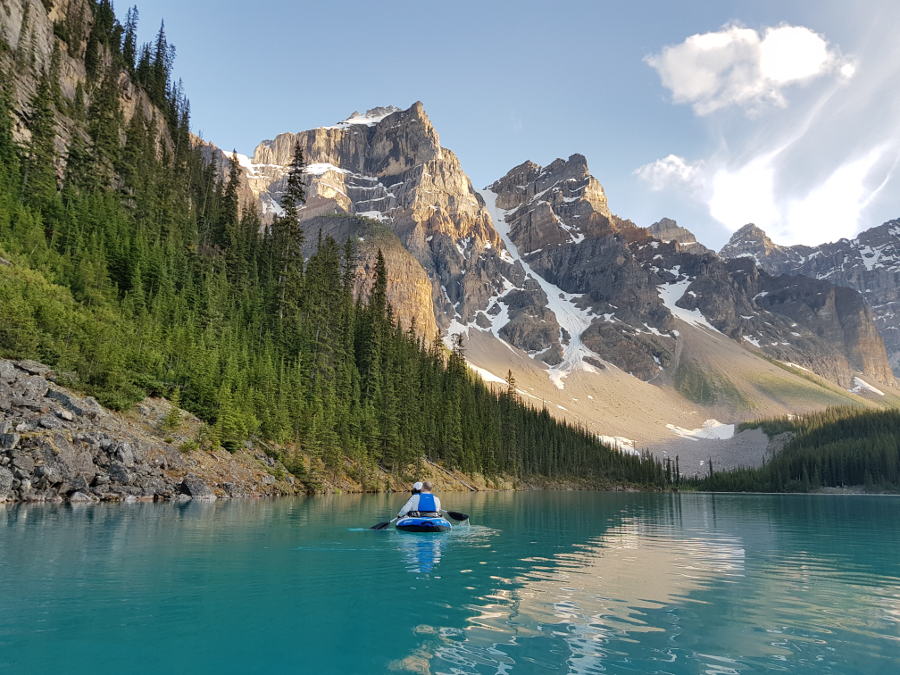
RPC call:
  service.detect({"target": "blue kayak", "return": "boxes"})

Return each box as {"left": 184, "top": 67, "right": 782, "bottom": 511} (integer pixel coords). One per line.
{"left": 396, "top": 516, "right": 452, "bottom": 532}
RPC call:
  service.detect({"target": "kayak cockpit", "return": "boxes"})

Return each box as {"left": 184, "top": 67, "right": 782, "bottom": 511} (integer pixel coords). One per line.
{"left": 396, "top": 516, "right": 452, "bottom": 532}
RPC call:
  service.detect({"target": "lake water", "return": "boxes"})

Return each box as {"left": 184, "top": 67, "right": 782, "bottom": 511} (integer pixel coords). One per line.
{"left": 1, "top": 492, "right": 898, "bottom": 674}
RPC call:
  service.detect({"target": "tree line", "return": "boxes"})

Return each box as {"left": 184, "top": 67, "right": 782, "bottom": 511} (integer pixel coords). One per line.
{"left": 0, "top": 1, "right": 666, "bottom": 488}
{"left": 693, "top": 407, "right": 900, "bottom": 492}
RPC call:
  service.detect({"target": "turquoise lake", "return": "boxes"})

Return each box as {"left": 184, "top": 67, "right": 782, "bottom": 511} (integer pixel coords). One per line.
{"left": 1, "top": 492, "right": 899, "bottom": 674}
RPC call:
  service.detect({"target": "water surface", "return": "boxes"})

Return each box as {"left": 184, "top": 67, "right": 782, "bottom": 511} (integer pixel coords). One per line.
{"left": 1, "top": 492, "right": 898, "bottom": 673}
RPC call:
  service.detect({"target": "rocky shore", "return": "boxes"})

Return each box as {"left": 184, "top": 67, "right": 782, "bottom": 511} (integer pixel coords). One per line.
{"left": 0, "top": 358, "right": 511, "bottom": 504}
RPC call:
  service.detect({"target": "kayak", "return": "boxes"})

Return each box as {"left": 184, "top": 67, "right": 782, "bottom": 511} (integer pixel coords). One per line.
{"left": 396, "top": 515, "right": 452, "bottom": 532}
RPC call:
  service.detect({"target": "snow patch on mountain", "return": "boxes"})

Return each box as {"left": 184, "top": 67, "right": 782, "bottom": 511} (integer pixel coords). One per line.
{"left": 324, "top": 106, "right": 401, "bottom": 129}
{"left": 851, "top": 376, "right": 885, "bottom": 396}
{"left": 598, "top": 435, "right": 640, "bottom": 455}
{"left": 657, "top": 279, "right": 721, "bottom": 333}
{"left": 666, "top": 419, "right": 735, "bottom": 441}
{"left": 479, "top": 188, "right": 604, "bottom": 389}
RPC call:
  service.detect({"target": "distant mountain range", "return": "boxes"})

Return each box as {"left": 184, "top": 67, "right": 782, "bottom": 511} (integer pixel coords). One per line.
{"left": 719, "top": 220, "right": 900, "bottom": 376}
{"left": 202, "top": 102, "right": 898, "bottom": 447}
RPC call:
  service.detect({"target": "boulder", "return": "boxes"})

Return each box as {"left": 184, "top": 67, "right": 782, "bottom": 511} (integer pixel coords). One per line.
{"left": 0, "top": 433, "right": 20, "bottom": 450}
{"left": 0, "top": 466, "right": 13, "bottom": 499}
{"left": 107, "top": 462, "right": 131, "bottom": 484}
{"left": 114, "top": 442, "right": 135, "bottom": 467}
{"left": 179, "top": 474, "right": 216, "bottom": 501}
{"left": 46, "top": 389, "right": 88, "bottom": 417}
{"left": 15, "top": 360, "right": 52, "bottom": 377}
{"left": 68, "top": 491, "right": 95, "bottom": 503}
{"left": 0, "top": 360, "right": 17, "bottom": 382}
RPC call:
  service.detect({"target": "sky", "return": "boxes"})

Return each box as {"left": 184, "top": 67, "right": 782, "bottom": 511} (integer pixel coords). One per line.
{"left": 134, "top": 0, "right": 900, "bottom": 249}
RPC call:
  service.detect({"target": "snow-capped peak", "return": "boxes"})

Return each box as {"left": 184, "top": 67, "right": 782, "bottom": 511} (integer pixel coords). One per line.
{"left": 326, "top": 106, "right": 401, "bottom": 129}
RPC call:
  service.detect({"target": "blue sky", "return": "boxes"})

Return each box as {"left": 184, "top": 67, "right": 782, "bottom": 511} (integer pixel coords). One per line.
{"left": 135, "top": 0, "right": 900, "bottom": 248}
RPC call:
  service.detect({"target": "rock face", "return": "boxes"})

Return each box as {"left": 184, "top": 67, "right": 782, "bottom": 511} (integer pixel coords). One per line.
{"left": 299, "top": 214, "right": 439, "bottom": 340}
{"left": 0, "top": 359, "right": 298, "bottom": 503}
{"left": 1, "top": 0, "right": 174, "bottom": 173}
{"left": 720, "top": 221, "right": 900, "bottom": 376}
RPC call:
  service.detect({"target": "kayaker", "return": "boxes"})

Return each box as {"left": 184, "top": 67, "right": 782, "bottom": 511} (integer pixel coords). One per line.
{"left": 411, "top": 481, "right": 423, "bottom": 495}
{"left": 398, "top": 481, "right": 441, "bottom": 518}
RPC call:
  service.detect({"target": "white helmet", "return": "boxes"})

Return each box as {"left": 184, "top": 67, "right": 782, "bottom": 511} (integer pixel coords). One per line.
{"left": 412, "top": 481, "right": 424, "bottom": 491}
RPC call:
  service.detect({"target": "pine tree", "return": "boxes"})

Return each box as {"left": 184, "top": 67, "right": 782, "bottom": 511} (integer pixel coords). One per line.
{"left": 22, "top": 68, "right": 58, "bottom": 212}
{"left": 122, "top": 7, "right": 139, "bottom": 72}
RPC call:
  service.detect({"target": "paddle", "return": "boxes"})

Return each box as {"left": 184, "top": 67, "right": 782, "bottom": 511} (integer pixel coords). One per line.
{"left": 444, "top": 511, "right": 469, "bottom": 522}
{"left": 371, "top": 517, "right": 397, "bottom": 530}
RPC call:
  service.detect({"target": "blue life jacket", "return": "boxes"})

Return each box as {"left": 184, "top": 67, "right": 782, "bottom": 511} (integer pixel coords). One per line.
{"left": 416, "top": 493, "right": 437, "bottom": 513}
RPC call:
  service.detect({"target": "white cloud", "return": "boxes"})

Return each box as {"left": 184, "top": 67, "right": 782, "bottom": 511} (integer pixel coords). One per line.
{"left": 633, "top": 154, "right": 703, "bottom": 191}
{"left": 646, "top": 24, "right": 854, "bottom": 115}
{"left": 707, "top": 153, "right": 779, "bottom": 230}
{"left": 637, "top": 144, "right": 898, "bottom": 245}
{"left": 783, "top": 145, "right": 896, "bottom": 243}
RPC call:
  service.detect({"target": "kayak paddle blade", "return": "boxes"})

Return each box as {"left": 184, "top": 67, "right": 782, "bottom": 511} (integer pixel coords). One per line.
{"left": 370, "top": 521, "right": 392, "bottom": 530}
{"left": 446, "top": 511, "right": 469, "bottom": 522}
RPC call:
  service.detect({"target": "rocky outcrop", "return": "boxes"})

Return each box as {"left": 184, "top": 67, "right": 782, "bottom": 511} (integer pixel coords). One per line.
{"left": 0, "top": 358, "right": 299, "bottom": 503}
{"left": 0, "top": 357, "right": 510, "bottom": 503}
{"left": 720, "top": 221, "right": 900, "bottom": 377}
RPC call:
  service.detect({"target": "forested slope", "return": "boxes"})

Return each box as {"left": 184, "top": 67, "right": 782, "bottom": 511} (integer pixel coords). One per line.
{"left": 0, "top": 1, "right": 664, "bottom": 488}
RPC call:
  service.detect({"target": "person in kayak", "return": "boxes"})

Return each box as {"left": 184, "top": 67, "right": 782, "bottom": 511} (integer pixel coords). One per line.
{"left": 410, "top": 481, "right": 423, "bottom": 495}
{"left": 398, "top": 481, "right": 441, "bottom": 518}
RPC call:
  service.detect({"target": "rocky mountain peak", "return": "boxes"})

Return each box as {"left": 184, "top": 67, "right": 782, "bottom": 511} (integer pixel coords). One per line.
{"left": 648, "top": 218, "right": 712, "bottom": 255}
{"left": 720, "top": 223, "right": 780, "bottom": 259}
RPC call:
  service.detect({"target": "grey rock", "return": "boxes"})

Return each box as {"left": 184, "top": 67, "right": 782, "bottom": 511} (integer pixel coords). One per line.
{"left": 55, "top": 409, "right": 75, "bottom": 422}
{"left": 0, "top": 433, "right": 20, "bottom": 450}
{"left": 18, "top": 375, "right": 49, "bottom": 401}
{"left": 11, "top": 452, "right": 35, "bottom": 474}
{"left": 107, "top": 462, "right": 131, "bottom": 484}
{"left": 179, "top": 474, "right": 216, "bottom": 500}
{"left": 38, "top": 415, "right": 63, "bottom": 430}
{"left": 46, "top": 389, "right": 87, "bottom": 417}
{"left": 15, "top": 360, "right": 51, "bottom": 376}
{"left": 68, "top": 491, "right": 95, "bottom": 503}
{"left": 114, "top": 443, "right": 135, "bottom": 467}
{"left": 33, "top": 465, "right": 60, "bottom": 484}
{"left": 0, "top": 360, "right": 17, "bottom": 382}
{"left": 0, "top": 466, "right": 13, "bottom": 498}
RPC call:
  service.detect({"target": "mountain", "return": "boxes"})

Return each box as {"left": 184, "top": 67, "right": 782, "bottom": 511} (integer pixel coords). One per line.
{"left": 219, "top": 103, "right": 524, "bottom": 340}
{"left": 720, "top": 221, "right": 900, "bottom": 376}
{"left": 214, "top": 114, "right": 896, "bottom": 464}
